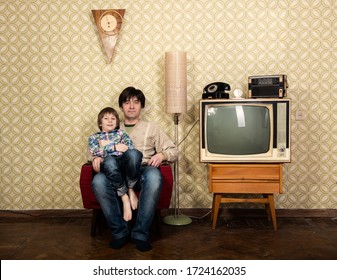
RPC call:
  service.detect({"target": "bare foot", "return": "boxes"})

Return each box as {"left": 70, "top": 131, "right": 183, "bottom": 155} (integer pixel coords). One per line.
{"left": 128, "top": 189, "right": 138, "bottom": 210}
{"left": 121, "top": 194, "right": 132, "bottom": 221}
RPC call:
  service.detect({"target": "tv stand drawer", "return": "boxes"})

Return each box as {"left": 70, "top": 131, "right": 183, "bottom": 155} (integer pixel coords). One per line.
{"left": 212, "top": 181, "right": 281, "bottom": 193}
{"left": 209, "top": 163, "right": 282, "bottom": 194}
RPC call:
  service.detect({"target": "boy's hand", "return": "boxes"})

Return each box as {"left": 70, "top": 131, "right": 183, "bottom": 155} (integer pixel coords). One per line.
{"left": 115, "top": 143, "right": 128, "bottom": 152}
{"left": 99, "top": 140, "right": 110, "bottom": 147}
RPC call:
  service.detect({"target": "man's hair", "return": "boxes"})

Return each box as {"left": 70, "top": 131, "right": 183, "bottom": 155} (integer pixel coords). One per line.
{"left": 97, "top": 107, "right": 120, "bottom": 131}
{"left": 118, "top": 86, "right": 146, "bottom": 108}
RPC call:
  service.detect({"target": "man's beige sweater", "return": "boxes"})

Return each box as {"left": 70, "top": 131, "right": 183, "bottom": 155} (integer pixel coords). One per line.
{"left": 120, "top": 120, "right": 178, "bottom": 165}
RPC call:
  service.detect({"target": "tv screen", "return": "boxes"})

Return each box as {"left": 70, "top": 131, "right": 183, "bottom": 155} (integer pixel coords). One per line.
{"left": 206, "top": 104, "right": 271, "bottom": 155}
{"left": 199, "top": 98, "right": 291, "bottom": 163}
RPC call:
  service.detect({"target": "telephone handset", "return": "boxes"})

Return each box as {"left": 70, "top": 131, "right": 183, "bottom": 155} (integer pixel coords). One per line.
{"left": 202, "top": 82, "right": 231, "bottom": 99}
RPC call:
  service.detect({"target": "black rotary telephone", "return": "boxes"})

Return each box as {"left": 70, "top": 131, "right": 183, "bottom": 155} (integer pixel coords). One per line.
{"left": 202, "top": 82, "right": 231, "bottom": 99}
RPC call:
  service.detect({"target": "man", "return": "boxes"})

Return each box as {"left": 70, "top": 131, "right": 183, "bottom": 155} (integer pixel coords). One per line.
{"left": 92, "top": 86, "right": 178, "bottom": 252}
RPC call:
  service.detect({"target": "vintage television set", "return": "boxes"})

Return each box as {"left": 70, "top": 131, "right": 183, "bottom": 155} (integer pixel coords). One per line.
{"left": 199, "top": 98, "right": 291, "bottom": 163}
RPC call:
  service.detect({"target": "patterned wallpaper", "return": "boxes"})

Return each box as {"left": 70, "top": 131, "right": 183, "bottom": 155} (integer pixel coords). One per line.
{"left": 1, "top": 0, "right": 336, "bottom": 210}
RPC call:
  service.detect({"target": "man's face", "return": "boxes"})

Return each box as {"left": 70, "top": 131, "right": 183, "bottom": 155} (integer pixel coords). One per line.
{"left": 121, "top": 96, "right": 142, "bottom": 122}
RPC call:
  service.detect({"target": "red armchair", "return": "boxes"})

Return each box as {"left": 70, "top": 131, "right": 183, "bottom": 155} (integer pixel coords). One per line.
{"left": 79, "top": 161, "right": 173, "bottom": 236}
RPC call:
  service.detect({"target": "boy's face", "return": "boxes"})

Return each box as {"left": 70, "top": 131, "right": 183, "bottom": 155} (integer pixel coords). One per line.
{"left": 101, "top": 113, "right": 117, "bottom": 132}
{"left": 121, "top": 97, "right": 142, "bottom": 122}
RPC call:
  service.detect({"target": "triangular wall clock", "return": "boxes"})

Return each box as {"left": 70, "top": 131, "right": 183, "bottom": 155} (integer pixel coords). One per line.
{"left": 92, "top": 9, "right": 125, "bottom": 63}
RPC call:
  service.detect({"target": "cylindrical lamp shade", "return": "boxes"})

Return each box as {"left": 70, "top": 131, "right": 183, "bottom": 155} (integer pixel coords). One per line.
{"left": 165, "top": 51, "right": 187, "bottom": 114}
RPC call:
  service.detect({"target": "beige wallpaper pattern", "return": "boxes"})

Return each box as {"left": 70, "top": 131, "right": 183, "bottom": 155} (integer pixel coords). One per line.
{"left": 1, "top": 0, "right": 336, "bottom": 210}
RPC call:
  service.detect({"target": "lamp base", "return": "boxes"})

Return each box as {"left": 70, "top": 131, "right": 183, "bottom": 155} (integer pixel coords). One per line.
{"left": 162, "top": 214, "right": 192, "bottom": 226}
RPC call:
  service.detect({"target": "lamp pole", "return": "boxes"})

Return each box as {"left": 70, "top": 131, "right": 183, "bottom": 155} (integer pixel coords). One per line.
{"left": 162, "top": 113, "right": 192, "bottom": 225}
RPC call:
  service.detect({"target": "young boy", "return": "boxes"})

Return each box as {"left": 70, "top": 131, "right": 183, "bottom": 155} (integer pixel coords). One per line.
{"left": 88, "top": 107, "right": 142, "bottom": 221}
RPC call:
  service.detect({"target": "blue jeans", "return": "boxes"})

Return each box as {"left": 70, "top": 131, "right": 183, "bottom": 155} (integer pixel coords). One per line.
{"left": 102, "top": 149, "right": 142, "bottom": 196}
{"left": 92, "top": 162, "right": 163, "bottom": 242}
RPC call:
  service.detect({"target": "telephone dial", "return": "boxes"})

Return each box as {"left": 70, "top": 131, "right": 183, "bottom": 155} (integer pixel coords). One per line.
{"left": 202, "top": 82, "right": 230, "bottom": 99}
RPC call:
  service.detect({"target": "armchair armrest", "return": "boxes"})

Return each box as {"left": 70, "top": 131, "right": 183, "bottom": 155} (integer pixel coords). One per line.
{"left": 79, "top": 161, "right": 173, "bottom": 210}
{"left": 79, "top": 162, "right": 100, "bottom": 209}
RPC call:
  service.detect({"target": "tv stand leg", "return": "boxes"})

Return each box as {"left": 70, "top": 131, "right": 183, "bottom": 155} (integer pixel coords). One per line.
{"left": 268, "top": 194, "right": 277, "bottom": 231}
{"left": 211, "top": 193, "right": 222, "bottom": 229}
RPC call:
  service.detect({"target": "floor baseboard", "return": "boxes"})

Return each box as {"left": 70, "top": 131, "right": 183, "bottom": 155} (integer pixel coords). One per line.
{"left": 0, "top": 209, "right": 92, "bottom": 219}
{"left": 1, "top": 208, "right": 337, "bottom": 219}
{"left": 163, "top": 208, "right": 337, "bottom": 219}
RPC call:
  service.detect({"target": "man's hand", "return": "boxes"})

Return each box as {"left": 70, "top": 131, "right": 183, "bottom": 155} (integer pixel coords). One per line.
{"left": 92, "top": 157, "right": 103, "bottom": 173}
{"left": 147, "top": 152, "right": 164, "bottom": 168}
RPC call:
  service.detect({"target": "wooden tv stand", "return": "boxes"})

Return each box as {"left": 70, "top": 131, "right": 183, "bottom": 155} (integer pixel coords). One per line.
{"left": 209, "top": 163, "right": 282, "bottom": 231}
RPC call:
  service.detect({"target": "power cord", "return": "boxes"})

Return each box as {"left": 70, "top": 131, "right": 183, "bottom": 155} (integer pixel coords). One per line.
{"left": 178, "top": 119, "right": 199, "bottom": 146}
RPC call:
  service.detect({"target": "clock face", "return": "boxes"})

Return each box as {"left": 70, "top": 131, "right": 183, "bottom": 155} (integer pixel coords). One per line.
{"left": 99, "top": 11, "right": 123, "bottom": 35}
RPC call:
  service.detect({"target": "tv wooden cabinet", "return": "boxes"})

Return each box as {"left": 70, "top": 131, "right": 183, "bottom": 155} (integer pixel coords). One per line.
{"left": 209, "top": 163, "right": 282, "bottom": 231}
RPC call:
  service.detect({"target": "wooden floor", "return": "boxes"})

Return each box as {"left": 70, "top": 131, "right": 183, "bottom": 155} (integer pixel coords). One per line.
{"left": 1, "top": 209, "right": 337, "bottom": 260}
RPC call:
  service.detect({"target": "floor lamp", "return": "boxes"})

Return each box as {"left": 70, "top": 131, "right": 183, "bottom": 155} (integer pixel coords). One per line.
{"left": 162, "top": 51, "right": 192, "bottom": 226}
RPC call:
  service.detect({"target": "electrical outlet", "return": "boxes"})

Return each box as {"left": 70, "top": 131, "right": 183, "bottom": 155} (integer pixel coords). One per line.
{"left": 295, "top": 110, "right": 305, "bottom": 121}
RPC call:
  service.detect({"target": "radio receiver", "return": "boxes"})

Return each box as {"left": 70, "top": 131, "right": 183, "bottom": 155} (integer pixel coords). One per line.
{"left": 248, "top": 75, "right": 288, "bottom": 98}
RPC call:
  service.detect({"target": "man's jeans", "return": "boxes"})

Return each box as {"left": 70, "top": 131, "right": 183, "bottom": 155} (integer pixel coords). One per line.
{"left": 102, "top": 149, "right": 142, "bottom": 196}
{"left": 92, "top": 159, "right": 163, "bottom": 242}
